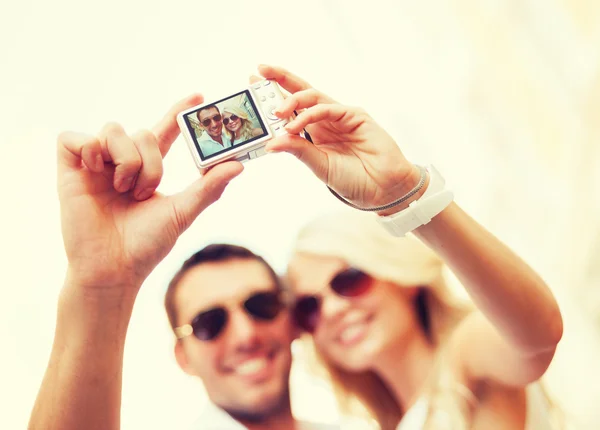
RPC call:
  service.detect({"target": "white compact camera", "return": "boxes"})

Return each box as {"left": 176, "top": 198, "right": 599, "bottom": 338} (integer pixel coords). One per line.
{"left": 177, "top": 80, "right": 291, "bottom": 170}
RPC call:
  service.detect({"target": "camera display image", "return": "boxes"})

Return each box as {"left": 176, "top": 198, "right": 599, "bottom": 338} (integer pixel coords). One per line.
{"left": 183, "top": 91, "right": 268, "bottom": 160}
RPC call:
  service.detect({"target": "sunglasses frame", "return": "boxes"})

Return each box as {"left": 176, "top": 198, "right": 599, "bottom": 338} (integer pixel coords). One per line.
{"left": 200, "top": 114, "right": 222, "bottom": 127}
{"left": 293, "top": 267, "right": 373, "bottom": 333}
{"left": 222, "top": 114, "right": 240, "bottom": 126}
{"left": 174, "top": 290, "right": 284, "bottom": 341}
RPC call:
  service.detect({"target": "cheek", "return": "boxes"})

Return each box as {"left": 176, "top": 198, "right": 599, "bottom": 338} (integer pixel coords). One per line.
{"left": 185, "top": 342, "right": 224, "bottom": 379}
{"left": 370, "top": 288, "right": 415, "bottom": 340}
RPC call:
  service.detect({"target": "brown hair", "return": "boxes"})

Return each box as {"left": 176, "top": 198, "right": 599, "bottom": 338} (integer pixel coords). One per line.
{"left": 164, "top": 243, "right": 282, "bottom": 330}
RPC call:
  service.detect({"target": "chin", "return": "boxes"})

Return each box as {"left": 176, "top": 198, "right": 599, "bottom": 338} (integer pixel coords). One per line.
{"left": 332, "top": 341, "right": 383, "bottom": 373}
{"left": 231, "top": 384, "right": 289, "bottom": 420}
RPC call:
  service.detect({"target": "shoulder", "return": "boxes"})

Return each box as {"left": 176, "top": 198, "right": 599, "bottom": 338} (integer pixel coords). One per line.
{"left": 252, "top": 127, "right": 263, "bottom": 136}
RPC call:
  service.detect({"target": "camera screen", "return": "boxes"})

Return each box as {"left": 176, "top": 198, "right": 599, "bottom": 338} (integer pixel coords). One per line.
{"left": 183, "top": 90, "right": 268, "bottom": 160}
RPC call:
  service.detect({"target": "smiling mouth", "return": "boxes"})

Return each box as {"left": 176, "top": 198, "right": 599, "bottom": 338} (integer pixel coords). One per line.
{"left": 229, "top": 349, "right": 278, "bottom": 382}
{"left": 235, "top": 357, "right": 269, "bottom": 376}
{"left": 336, "top": 315, "right": 373, "bottom": 346}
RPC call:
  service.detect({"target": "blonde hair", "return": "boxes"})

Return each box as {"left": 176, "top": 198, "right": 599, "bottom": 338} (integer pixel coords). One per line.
{"left": 292, "top": 209, "right": 560, "bottom": 429}
{"left": 222, "top": 104, "right": 257, "bottom": 142}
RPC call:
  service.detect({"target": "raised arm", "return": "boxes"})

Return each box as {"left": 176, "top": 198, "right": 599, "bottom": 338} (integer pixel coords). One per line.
{"left": 256, "top": 64, "right": 562, "bottom": 388}
{"left": 28, "top": 95, "right": 243, "bottom": 430}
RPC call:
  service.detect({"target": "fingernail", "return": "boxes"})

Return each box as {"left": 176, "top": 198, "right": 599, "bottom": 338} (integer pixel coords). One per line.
{"left": 121, "top": 176, "right": 134, "bottom": 192}
{"left": 95, "top": 154, "right": 104, "bottom": 171}
{"left": 136, "top": 188, "right": 154, "bottom": 200}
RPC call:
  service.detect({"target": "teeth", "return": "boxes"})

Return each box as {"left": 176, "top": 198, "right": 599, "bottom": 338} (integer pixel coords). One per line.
{"left": 339, "top": 324, "right": 367, "bottom": 344}
{"left": 235, "top": 358, "right": 268, "bottom": 376}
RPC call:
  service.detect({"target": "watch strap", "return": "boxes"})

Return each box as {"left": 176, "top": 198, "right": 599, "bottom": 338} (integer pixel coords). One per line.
{"left": 377, "top": 165, "right": 453, "bottom": 237}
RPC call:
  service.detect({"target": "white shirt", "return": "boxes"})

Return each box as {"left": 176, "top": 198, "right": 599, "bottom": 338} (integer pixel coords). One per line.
{"left": 396, "top": 383, "right": 555, "bottom": 430}
{"left": 196, "top": 129, "right": 232, "bottom": 158}
{"left": 189, "top": 402, "right": 339, "bottom": 430}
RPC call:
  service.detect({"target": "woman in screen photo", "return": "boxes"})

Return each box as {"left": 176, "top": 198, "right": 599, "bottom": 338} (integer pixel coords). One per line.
{"left": 222, "top": 104, "right": 263, "bottom": 145}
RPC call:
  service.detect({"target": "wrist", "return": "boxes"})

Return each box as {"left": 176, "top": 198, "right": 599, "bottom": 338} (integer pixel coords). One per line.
{"left": 376, "top": 165, "right": 430, "bottom": 217}
{"left": 64, "top": 267, "right": 141, "bottom": 307}
{"left": 376, "top": 165, "right": 454, "bottom": 237}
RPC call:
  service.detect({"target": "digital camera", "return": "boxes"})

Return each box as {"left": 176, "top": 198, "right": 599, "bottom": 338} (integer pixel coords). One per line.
{"left": 177, "top": 80, "right": 291, "bottom": 170}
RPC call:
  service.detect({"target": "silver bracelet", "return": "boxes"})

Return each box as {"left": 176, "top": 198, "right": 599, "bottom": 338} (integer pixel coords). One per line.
{"left": 327, "top": 165, "right": 427, "bottom": 212}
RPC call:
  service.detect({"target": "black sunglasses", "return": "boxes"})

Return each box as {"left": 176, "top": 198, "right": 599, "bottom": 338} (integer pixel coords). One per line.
{"left": 175, "top": 291, "right": 283, "bottom": 341}
{"left": 293, "top": 267, "right": 373, "bottom": 333}
{"left": 201, "top": 114, "right": 222, "bottom": 127}
{"left": 222, "top": 114, "right": 239, "bottom": 125}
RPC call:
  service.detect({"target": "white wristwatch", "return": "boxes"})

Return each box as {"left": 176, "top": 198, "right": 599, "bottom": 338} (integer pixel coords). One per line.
{"left": 377, "top": 165, "right": 454, "bottom": 237}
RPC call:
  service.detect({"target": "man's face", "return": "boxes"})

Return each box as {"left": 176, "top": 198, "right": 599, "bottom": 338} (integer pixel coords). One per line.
{"left": 174, "top": 258, "right": 294, "bottom": 418}
{"left": 198, "top": 107, "right": 223, "bottom": 139}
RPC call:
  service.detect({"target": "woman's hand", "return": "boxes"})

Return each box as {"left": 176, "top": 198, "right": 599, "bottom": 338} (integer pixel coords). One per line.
{"left": 258, "top": 65, "right": 423, "bottom": 212}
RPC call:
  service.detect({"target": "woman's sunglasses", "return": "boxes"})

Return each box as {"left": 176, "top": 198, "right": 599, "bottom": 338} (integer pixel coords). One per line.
{"left": 293, "top": 267, "right": 373, "bottom": 333}
{"left": 174, "top": 291, "right": 283, "bottom": 341}
{"left": 200, "top": 114, "right": 222, "bottom": 127}
{"left": 222, "top": 115, "right": 239, "bottom": 126}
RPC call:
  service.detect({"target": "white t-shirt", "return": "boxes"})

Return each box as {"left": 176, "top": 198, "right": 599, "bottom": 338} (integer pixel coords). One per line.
{"left": 189, "top": 402, "right": 339, "bottom": 430}
{"left": 396, "top": 383, "right": 555, "bottom": 430}
{"left": 196, "top": 129, "right": 232, "bottom": 158}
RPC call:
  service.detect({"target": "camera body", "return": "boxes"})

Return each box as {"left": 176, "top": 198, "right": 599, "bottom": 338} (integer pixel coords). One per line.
{"left": 177, "top": 80, "right": 291, "bottom": 170}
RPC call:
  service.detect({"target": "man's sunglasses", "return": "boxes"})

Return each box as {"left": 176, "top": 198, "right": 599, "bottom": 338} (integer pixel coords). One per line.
{"left": 200, "top": 114, "right": 222, "bottom": 127}
{"left": 175, "top": 291, "right": 284, "bottom": 341}
{"left": 293, "top": 267, "right": 373, "bottom": 333}
{"left": 222, "top": 115, "right": 239, "bottom": 126}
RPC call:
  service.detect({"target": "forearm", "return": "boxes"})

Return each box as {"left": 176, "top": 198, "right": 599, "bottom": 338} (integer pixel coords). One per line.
{"left": 413, "top": 202, "right": 563, "bottom": 354}
{"left": 28, "top": 277, "right": 137, "bottom": 430}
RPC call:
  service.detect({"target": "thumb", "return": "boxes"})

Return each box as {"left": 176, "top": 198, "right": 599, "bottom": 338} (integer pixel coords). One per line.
{"left": 169, "top": 161, "right": 244, "bottom": 233}
{"left": 265, "top": 134, "right": 329, "bottom": 182}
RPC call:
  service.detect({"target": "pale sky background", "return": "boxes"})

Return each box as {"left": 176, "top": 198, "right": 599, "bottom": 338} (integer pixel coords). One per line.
{"left": 1, "top": 0, "right": 600, "bottom": 429}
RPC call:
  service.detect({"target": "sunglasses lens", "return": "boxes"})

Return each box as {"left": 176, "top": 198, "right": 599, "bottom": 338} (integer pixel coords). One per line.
{"left": 245, "top": 291, "right": 283, "bottom": 320}
{"left": 331, "top": 268, "right": 372, "bottom": 297}
{"left": 293, "top": 296, "right": 320, "bottom": 333}
{"left": 201, "top": 115, "right": 221, "bottom": 127}
{"left": 230, "top": 115, "right": 238, "bottom": 121}
{"left": 191, "top": 308, "right": 227, "bottom": 341}
{"left": 223, "top": 118, "right": 229, "bottom": 125}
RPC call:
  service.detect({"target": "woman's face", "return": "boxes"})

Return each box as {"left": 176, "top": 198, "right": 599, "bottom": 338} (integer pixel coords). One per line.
{"left": 223, "top": 112, "right": 242, "bottom": 134}
{"left": 288, "top": 253, "right": 418, "bottom": 372}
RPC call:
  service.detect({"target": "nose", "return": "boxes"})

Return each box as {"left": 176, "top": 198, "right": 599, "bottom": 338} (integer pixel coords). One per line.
{"left": 320, "top": 290, "right": 352, "bottom": 322}
{"left": 225, "top": 308, "right": 262, "bottom": 349}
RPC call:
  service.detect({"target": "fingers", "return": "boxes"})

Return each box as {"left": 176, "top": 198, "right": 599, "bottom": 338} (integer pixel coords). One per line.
{"left": 152, "top": 93, "right": 204, "bottom": 157}
{"left": 99, "top": 123, "right": 142, "bottom": 193}
{"left": 285, "top": 104, "right": 365, "bottom": 135}
{"left": 249, "top": 74, "right": 263, "bottom": 85}
{"left": 265, "top": 134, "right": 329, "bottom": 183}
{"left": 57, "top": 131, "right": 104, "bottom": 174}
{"left": 169, "top": 161, "right": 244, "bottom": 233}
{"left": 131, "top": 130, "right": 163, "bottom": 200}
{"left": 258, "top": 64, "right": 313, "bottom": 94}
{"left": 274, "top": 88, "right": 336, "bottom": 118}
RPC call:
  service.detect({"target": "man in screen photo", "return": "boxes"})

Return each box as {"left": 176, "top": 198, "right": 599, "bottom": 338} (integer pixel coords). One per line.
{"left": 195, "top": 105, "right": 232, "bottom": 157}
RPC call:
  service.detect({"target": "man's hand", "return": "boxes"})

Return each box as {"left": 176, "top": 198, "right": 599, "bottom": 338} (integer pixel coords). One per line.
{"left": 57, "top": 94, "right": 244, "bottom": 293}
{"left": 255, "top": 65, "right": 422, "bottom": 212}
